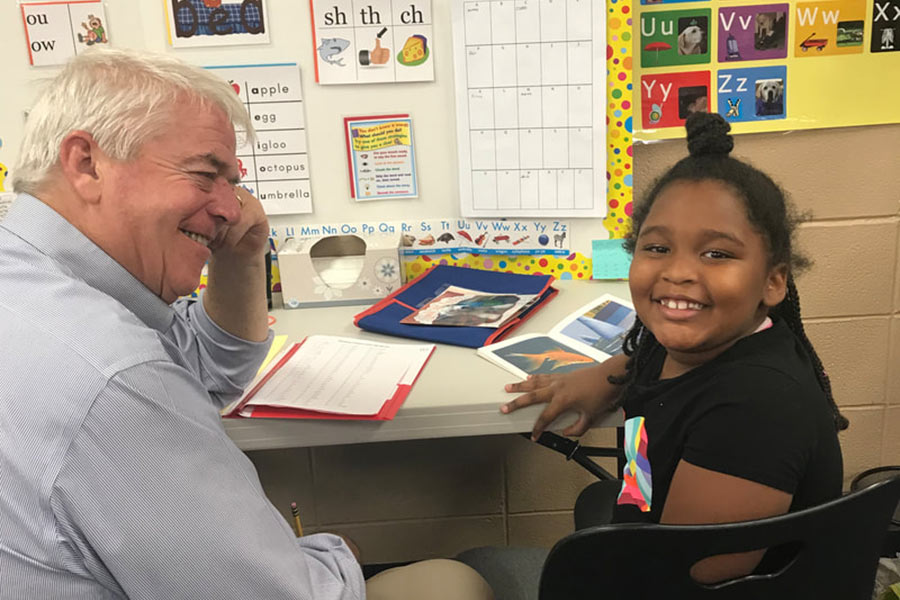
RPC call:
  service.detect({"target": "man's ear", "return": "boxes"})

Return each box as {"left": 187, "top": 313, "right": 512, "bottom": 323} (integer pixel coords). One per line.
{"left": 763, "top": 263, "right": 788, "bottom": 308}
{"left": 58, "top": 131, "right": 104, "bottom": 204}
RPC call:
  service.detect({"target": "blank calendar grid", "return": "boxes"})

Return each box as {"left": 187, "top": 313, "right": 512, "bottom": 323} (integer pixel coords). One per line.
{"left": 463, "top": 0, "right": 594, "bottom": 212}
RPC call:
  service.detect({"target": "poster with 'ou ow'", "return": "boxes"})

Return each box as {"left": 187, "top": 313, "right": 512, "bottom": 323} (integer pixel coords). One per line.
{"left": 634, "top": 0, "right": 900, "bottom": 140}
{"left": 20, "top": 0, "right": 110, "bottom": 66}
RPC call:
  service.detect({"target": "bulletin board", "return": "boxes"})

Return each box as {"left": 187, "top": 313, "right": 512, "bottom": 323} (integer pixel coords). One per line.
{"left": 0, "top": 0, "right": 635, "bottom": 285}
{"left": 635, "top": 0, "right": 900, "bottom": 140}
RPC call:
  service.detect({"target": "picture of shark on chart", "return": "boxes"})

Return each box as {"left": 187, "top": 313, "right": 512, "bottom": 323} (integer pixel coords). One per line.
{"left": 317, "top": 37, "right": 350, "bottom": 66}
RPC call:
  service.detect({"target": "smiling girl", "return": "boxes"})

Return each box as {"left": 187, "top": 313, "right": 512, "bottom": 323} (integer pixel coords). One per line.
{"left": 502, "top": 112, "right": 844, "bottom": 582}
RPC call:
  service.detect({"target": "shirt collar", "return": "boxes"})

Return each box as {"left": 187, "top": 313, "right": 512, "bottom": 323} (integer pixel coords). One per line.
{"left": 2, "top": 193, "right": 175, "bottom": 332}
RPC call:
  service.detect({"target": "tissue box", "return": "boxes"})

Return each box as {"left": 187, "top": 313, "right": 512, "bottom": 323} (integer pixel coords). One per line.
{"left": 278, "top": 229, "right": 402, "bottom": 308}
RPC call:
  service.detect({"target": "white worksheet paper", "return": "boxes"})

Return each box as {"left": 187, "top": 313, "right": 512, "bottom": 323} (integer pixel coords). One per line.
{"left": 451, "top": 0, "right": 607, "bottom": 218}
{"left": 242, "top": 336, "right": 434, "bottom": 415}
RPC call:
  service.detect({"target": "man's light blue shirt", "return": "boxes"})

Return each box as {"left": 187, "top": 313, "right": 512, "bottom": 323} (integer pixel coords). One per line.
{"left": 0, "top": 194, "right": 364, "bottom": 599}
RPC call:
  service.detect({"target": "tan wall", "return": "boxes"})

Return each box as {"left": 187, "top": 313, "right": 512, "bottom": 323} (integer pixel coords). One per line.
{"left": 247, "top": 123, "right": 900, "bottom": 564}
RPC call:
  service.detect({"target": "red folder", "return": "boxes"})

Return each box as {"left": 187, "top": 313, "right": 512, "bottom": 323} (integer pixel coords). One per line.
{"left": 224, "top": 338, "right": 434, "bottom": 421}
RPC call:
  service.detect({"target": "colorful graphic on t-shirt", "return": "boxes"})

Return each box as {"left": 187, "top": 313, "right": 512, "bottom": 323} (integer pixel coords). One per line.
{"left": 618, "top": 416, "right": 652, "bottom": 512}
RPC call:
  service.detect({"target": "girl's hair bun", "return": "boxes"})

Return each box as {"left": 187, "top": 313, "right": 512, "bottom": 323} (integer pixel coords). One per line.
{"left": 685, "top": 112, "right": 733, "bottom": 158}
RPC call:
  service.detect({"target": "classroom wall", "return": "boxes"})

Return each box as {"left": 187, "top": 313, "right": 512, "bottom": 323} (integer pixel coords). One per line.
{"left": 2, "top": 1, "right": 896, "bottom": 565}
{"left": 249, "top": 122, "right": 900, "bottom": 563}
{"left": 0, "top": 0, "right": 604, "bottom": 249}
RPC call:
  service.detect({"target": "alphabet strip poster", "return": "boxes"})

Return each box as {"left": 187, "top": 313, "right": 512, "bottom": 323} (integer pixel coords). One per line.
{"left": 165, "top": 0, "right": 269, "bottom": 47}
{"left": 206, "top": 63, "right": 313, "bottom": 215}
{"left": 635, "top": 0, "right": 900, "bottom": 139}
{"left": 266, "top": 218, "right": 593, "bottom": 281}
{"left": 20, "top": 0, "right": 110, "bottom": 66}
{"left": 398, "top": 218, "right": 571, "bottom": 257}
{"left": 309, "top": 0, "right": 435, "bottom": 84}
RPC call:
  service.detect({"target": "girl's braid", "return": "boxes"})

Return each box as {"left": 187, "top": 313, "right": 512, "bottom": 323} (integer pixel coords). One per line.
{"left": 774, "top": 275, "right": 849, "bottom": 430}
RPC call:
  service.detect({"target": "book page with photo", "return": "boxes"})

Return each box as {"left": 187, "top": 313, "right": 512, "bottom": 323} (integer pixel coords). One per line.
{"left": 400, "top": 286, "right": 539, "bottom": 328}
{"left": 477, "top": 294, "right": 635, "bottom": 379}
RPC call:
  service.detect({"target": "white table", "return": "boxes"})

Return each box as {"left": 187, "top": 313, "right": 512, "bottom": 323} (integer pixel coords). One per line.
{"left": 224, "top": 280, "right": 630, "bottom": 450}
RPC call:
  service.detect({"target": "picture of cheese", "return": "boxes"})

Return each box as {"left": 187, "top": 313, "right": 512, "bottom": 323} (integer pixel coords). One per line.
{"left": 399, "top": 35, "right": 428, "bottom": 65}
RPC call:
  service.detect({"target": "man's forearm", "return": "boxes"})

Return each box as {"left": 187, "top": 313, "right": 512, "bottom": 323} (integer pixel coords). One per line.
{"left": 203, "top": 254, "right": 269, "bottom": 342}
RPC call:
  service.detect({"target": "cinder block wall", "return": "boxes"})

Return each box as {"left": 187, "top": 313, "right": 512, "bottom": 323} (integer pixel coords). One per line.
{"left": 633, "top": 123, "right": 900, "bottom": 487}
{"left": 247, "top": 123, "right": 900, "bottom": 564}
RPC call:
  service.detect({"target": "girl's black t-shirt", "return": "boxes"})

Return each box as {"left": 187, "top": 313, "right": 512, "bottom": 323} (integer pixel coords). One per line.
{"left": 612, "top": 317, "right": 843, "bottom": 525}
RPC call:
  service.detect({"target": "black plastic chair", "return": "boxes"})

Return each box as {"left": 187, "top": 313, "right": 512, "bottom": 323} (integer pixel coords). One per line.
{"left": 538, "top": 476, "right": 900, "bottom": 600}
{"left": 851, "top": 465, "right": 900, "bottom": 556}
{"left": 528, "top": 431, "right": 624, "bottom": 530}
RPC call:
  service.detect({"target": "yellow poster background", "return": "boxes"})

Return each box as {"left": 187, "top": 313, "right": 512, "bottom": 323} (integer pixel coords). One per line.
{"left": 635, "top": 0, "right": 898, "bottom": 140}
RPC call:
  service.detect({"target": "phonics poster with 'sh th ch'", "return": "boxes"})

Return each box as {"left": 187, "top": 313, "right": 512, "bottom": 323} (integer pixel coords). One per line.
{"left": 309, "top": 0, "right": 435, "bottom": 84}
{"left": 451, "top": 0, "right": 608, "bottom": 219}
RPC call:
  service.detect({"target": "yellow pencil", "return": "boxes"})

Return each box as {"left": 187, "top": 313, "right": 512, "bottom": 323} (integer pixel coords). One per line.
{"left": 290, "top": 501, "right": 304, "bottom": 537}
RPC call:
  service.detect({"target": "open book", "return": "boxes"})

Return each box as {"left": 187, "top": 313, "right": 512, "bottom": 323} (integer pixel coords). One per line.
{"left": 477, "top": 294, "right": 635, "bottom": 379}
{"left": 223, "top": 335, "right": 434, "bottom": 420}
{"left": 399, "top": 286, "right": 540, "bottom": 328}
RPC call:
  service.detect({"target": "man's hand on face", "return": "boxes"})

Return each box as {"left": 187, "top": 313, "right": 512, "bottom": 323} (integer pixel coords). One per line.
{"left": 210, "top": 186, "right": 270, "bottom": 263}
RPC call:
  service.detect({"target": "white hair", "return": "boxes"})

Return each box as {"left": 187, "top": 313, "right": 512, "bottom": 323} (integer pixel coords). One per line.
{"left": 13, "top": 47, "right": 255, "bottom": 194}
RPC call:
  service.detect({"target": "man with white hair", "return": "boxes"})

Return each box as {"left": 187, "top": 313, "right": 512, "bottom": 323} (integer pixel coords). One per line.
{"left": 0, "top": 48, "right": 492, "bottom": 600}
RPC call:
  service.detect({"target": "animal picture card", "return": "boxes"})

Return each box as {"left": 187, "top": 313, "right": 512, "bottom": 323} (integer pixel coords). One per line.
{"left": 164, "top": 0, "right": 270, "bottom": 48}
{"left": 794, "top": 0, "right": 866, "bottom": 57}
{"left": 640, "top": 8, "right": 712, "bottom": 68}
{"left": 310, "top": 0, "right": 434, "bottom": 84}
{"left": 20, "top": 0, "right": 110, "bottom": 66}
{"left": 477, "top": 294, "right": 635, "bottom": 378}
{"left": 717, "top": 65, "right": 787, "bottom": 122}
{"left": 718, "top": 4, "right": 789, "bottom": 62}
{"left": 344, "top": 114, "right": 418, "bottom": 200}
{"left": 871, "top": 0, "right": 899, "bottom": 53}
{"left": 640, "top": 70, "right": 710, "bottom": 130}
{"left": 401, "top": 286, "right": 538, "bottom": 328}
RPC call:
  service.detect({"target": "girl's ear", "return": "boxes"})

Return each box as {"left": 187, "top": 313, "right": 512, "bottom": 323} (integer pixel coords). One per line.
{"left": 763, "top": 263, "right": 788, "bottom": 307}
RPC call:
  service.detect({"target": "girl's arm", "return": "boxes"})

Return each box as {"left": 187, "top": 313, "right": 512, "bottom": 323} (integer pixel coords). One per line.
{"left": 501, "top": 353, "right": 628, "bottom": 440}
{"left": 661, "top": 460, "right": 793, "bottom": 583}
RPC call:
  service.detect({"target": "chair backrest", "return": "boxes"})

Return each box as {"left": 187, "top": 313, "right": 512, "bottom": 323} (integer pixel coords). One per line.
{"left": 851, "top": 466, "right": 900, "bottom": 525}
{"left": 539, "top": 476, "right": 900, "bottom": 600}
